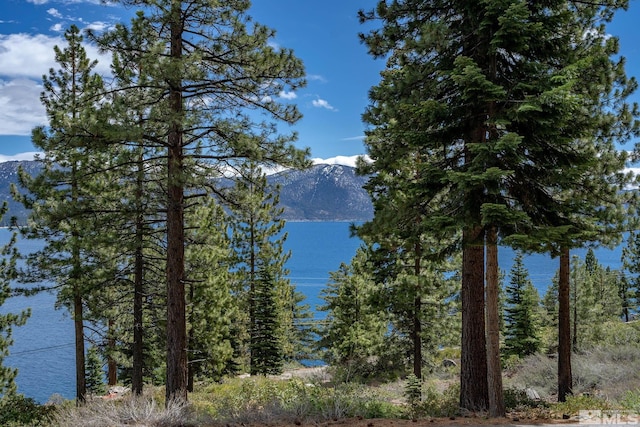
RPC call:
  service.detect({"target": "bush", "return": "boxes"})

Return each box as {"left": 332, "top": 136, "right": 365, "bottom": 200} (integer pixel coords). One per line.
{"left": 417, "top": 382, "right": 460, "bottom": 418}
{"left": 0, "top": 393, "right": 56, "bottom": 426}
{"left": 192, "top": 376, "right": 403, "bottom": 424}
{"left": 554, "top": 394, "right": 616, "bottom": 416}
{"left": 50, "top": 394, "right": 192, "bottom": 427}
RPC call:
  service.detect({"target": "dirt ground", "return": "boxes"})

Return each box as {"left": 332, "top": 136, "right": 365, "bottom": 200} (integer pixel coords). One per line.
{"left": 217, "top": 416, "right": 574, "bottom": 427}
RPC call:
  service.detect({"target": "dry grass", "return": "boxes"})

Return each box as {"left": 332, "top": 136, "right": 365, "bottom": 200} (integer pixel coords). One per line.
{"left": 50, "top": 394, "right": 193, "bottom": 427}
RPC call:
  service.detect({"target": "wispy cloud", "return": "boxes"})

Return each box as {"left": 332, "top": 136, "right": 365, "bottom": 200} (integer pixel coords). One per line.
{"left": 312, "top": 98, "right": 337, "bottom": 111}
{"left": 307, "top": 74, "right": 327, "bottom": 83}
{"left": 342, "top": 135, "right": 365, "bottom": 141}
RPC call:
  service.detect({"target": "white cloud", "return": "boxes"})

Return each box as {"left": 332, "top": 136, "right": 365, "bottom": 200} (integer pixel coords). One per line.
{"left": 0, "top": 33, "right": 112, "bottom": 79}
{"left": 312, "top": 155, "right": 372, "bottom": 168}
{"left": 0, "top": 79, "right": 47, "bottom": 135}
{"left": 307, "top": 74, "right": 327, "bottom": 83}
{"left": 312, "top": 98, "right": 337, "bottom": 111}
{"left": 278, "top": 91, "right": 297, "bottom": 100}
{"left": 0, "top": 152, "right": 41, "bottom": 162}
{"left": 47, "top": 8, "right": 63, "bottom": 19}
{"left": 27, "top": 0, "right": 49, "bottom": 5}
{"left": 50, "top": 23, "right": 65, "bottom": 32}
{"left": 0, "top": 33, "right": 112, "bottom": 135}
{"left": 83, "top": 21, "right": 110, "bottom": 32}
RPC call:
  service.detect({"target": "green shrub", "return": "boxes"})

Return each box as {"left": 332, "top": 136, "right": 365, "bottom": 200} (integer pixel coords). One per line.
{"left": 503, "top": 387, "right": 547, "bottom": 410}
{"left": 554, "top": 394, "right": 617, "bottom": 416}
{"left": 0, "top": 393, "right": 56, "bottom": 426}
{"left": 417, "top": 382, "right": 459, "bottom": 418}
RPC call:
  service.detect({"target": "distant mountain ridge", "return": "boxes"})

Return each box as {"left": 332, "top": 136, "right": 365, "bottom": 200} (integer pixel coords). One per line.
{"left": 0, "top": 160, "right": 373, "bottom": 225}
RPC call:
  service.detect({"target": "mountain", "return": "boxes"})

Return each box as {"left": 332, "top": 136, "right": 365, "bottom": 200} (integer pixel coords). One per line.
{"left": 269, "top": 163, "right": 373, "bottom": 222}
{"left": 0, "top": 160, "right": 41, "bottom": 226}
{"left": 0, "top": 161, "right": 373, "bottom": 224}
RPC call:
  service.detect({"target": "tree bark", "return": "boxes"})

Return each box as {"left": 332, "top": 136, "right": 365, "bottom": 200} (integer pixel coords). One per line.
{"left": 132, "top": 151, "right": 144, "bottom": 395}
{"left": 485, "top": 226, "right": 504, "bottom": 417}
{"left": 558, "top": 247, "right": 572, "bottom": 402}
{"left": 165, "top": 2, "right": 187, "bottom": 403}
{"left": 74, "top": 290, "right": 86, "bottom": 404}
{"left": 413, "top": 242, "right": 422, "bottom": 380}
{"left": 460, "top": 226, "right": 488, "bottom": 411}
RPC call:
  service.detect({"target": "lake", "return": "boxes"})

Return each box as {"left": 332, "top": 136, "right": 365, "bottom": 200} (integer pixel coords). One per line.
{"left": 0, "top": 223, "right": 625, "bottom": 403}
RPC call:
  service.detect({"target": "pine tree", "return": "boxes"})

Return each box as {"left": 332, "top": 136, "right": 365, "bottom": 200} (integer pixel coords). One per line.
{"left": 250, "top": 265, "right": 283, "bottom": 376}
{"left": 185, "top": 201, "right": 237, "bottom": 385}
{"left": 85, "top": 346, "right": 107, "bottom": 397}
{"left": 229, "top": 162, "right": 308, "bottom": 375}
{"left": 318, "top": 248, "right": 387, "bottom": 377}
{"left": 0, "top": 207, "right": 29, "bottom": 398}
{"left": 97, "top": 0, "right": 309, "bottom": 401}
{"left": 621, "top": 231, "right": 640, "bottom": 320}
{"left": 16, "top": 25, "right": 108, "bottom": 403}
{"left": 359, "top": 0, "right": 638, "bottom": 410}
{"left": 503, "top": 252, "right": 541, "bottom": 358}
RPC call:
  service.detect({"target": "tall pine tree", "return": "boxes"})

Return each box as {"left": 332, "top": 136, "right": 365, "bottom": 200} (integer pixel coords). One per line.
{"left": 359, "top": 0, "right": 638, "bottom": 410}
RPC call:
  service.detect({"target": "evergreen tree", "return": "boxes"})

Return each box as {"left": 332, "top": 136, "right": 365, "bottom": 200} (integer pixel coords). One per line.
{"left": 250, "top": 265, "right": 283, "bottom": 376}
{"left": 229, "top": 162, "right": 309, "bottom": 375}
{"left": 318, "top": 248, "right": 387, "bottom": 378}
{"left": 97, "top": 0, "right": 309, "bottom": 401}
{"left": 359, "top": 0, "right": 637, "bottom": 410}
{"left": 503, "top": 252, "right": 541, "bottom": 358}
{"left": 621, "top": 231, "right": 640, "bottom": 320}
{"left": 185, "top": 201, "right": 237, "bottom": 385}
{"left": 16, "top": 25, "right": 108, "bottom": 403}
{"left": 0, "top": 207, "right": 30, "bottom": 398}
{"left": 85, "top": 346, "right": 107, "bottom": 397}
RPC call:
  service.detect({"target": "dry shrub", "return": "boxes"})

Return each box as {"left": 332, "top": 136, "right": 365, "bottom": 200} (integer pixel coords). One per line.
{"left": 50, "top": 394, "right": 192, "bottom": 427}
{"left": 506, "top": 346, "right": 640, "bottom": 402}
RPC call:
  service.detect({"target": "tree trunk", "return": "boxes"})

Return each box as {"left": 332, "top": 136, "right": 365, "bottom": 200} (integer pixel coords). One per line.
{"left": 165, "top": 4, "right": 187, "bottom": 402}
{"left": 132, "top": 152, "right": 144, "bottom": 395}
{"left": 413, "top": 242, "right": 422, "bottom": 380}
{"left": 74, "top": 290, "right": 86, "bottom": 404}
{"left": 558, "top": 247, "right": 572, "bottom": 402}
{"left": 460, "top": 226, "right": 488, "bottom": 411}
{"left": 485, "top": 226, "right": 504, "bottom": 417}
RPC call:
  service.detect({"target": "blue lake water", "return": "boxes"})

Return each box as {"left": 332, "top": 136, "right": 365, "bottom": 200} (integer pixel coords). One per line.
{"left": 0, "top": 223, "right": 625, "bottom": 403}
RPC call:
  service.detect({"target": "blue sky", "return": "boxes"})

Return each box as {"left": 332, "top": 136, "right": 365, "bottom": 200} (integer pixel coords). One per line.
{"left": 0, "top": 0, "right": 639, "bottom": 169}
{"left": 0, "top": 0, "right": 383, "bottom": 163}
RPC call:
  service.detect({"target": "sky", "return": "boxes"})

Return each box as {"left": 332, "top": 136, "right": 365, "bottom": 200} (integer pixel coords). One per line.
{"left": 0, "top": 0, "right": 639, "bottom": 168}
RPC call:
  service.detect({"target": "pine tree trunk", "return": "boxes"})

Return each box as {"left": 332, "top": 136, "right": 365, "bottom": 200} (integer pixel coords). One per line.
{"left": 165, "top": 2, "right": 188, "bottom": 404}
{"left": 132, "top": 156, "right": 144, "bottom": 394}
{"left": 558, "top": 247, "right": 572, "bottom": 402}
{"left": 485, "top": 226, "right": 504, "bottom": 416}
{"left": 74, "top": 290, "right": 86, "bottom": 404}
{"left": 413, "top": 243, "right": 422, "bottom": 380}
{"left": 460, "top": 226, "right": 488, "bottom": 411}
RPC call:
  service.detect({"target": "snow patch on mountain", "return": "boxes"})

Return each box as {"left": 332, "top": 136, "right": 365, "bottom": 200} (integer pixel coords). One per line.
{"left": 0, "top": 152, "right": 40, "bottom": 162}
{"left": 312, "top": 155, "right": 371, "bottom": 168}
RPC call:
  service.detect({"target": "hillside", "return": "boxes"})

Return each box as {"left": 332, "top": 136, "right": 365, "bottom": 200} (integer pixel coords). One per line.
{"left": 270, "top": 163, "right": 373, "bottom": 221}
{"left": 0, "top": 160, "right": 373, "bottom": 224}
